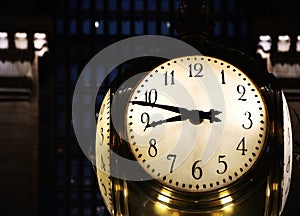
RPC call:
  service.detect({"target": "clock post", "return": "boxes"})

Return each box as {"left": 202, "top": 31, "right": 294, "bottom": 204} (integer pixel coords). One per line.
{"left": 95, "top": 0, "right": 292, "bottom": 215}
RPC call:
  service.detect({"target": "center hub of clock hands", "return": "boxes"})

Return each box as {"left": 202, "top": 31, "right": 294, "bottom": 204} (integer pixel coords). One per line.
{"left": 130, "top": 101, "right": 222, "bottom": 129}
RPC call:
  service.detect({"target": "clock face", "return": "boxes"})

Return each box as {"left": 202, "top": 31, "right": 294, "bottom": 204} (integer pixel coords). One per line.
{"left": 125, "top": 55, "right": 268, "bottom": 192}
{"left": 96, "top": 90, "right": 113, "bottom": 214}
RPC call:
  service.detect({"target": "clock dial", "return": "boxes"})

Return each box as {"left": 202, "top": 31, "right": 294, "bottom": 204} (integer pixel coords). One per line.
{"left": 126, "top": 56, "right": 268, "bottom": 192}
{"left": 96, "top": 90, "right": 113, "bottom": 214}
{"left": 280, "top": 92, "right": 293, "bottom": 214}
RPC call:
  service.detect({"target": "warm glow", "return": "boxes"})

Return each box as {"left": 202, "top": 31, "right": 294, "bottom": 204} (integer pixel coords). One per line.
{"left": 272, "top": 183, "right": 279, "bottom": 191}
{"left": 258, "top": 35, "right": 271, "bottom": 52}
{"left": 157, "top": 194, "right": 170, "bottom": 203}
{"left": 278, "top": 35, "right": 290, "bottom": 42}
{"left": 95, "top": 21, "right": 100, "bottom": 28}
{"left": 222, "top": 203, "right": 234, "bottom": 213}
{"left": 0, "top": 32, "right": 9, "bottom": 49}
{"left": 277, "top": 35, "right": 291, "bottom": 52}
{"left": 266, "top": 184, "right": 271, "bottom": 197}
{"left": 15, "top": 32, "right": 28, "bottom": 49}
{"left": 15, "top": 32, "right": 27, "bottom": 39}
{"left": 0, "top": 32, "right": 8, "bottom": 38}
{"left": 154, "top": 201, "right": 169, "bottom": 214}
{"left": 297, "top": 36, "right": 300, "bottom": 52}
{"left": 259, "top": 35, "right": 271, "bottom": 41}
{"left": 220, "top": 195, "right": 233, "bottom": 205}
{"left": 34, "top": 32, "right": 46, "bottom": 39}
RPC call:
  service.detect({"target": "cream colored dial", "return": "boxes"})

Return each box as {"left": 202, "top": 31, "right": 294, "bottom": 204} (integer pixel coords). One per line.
{"left": 96, "top": 90, "right": 113, "bottom": 214}
{"left": 126, "top": 55, "right": 268, "bottom": 192}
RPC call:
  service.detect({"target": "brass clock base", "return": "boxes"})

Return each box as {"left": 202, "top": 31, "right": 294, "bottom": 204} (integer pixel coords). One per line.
{"left": 111, "top": 176, "right": 280, "bottom": 216}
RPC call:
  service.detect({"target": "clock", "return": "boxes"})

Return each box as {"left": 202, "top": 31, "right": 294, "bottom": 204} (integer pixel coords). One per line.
{"left": 95, "top": 50, "right": 286, "bottom": 215}
{"left": 125, "top": 55, "right": 268, "bottom": 192}
{"left": 95, "top": 90, "right": 113, "bottom": 215}
{"left": 93, "top": 0, "right": 292, "bottom": 214}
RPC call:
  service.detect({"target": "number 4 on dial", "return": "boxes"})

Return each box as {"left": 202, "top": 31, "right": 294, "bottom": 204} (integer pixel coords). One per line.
{"left": 236, "top": 137, "right": 247, "bottom": 155}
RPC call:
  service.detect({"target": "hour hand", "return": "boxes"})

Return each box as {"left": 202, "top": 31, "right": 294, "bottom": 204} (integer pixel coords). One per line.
{"left": 146, "top": 115, "right": 184, "bottom": 128}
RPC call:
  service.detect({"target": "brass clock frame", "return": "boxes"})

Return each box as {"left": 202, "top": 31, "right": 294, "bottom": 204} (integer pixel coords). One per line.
{"left": 96, "top": 39, "right": 285, "bottom": 215}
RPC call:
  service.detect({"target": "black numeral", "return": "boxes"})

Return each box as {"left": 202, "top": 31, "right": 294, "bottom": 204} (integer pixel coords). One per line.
{"left": 164, "top": 70, "right": 175, "bottom": 85}
{"left": 192, "top": 160, "right": 203, "bottom": 180}
{"left": 145, "top": 89, "right": 157, "bottom": 104}
{"left": 148, "top": 139, "right": 157, "bottom": 157}
{"left": 100, "top": 127, "right": 104, "bottom": 145}
{"left": 242, "top": 111, "right": 253, "bottom": 129}
{"left": 236, "top": 137, "right": 247, "bottom": 155}
{"left": 101, "top": 183, "right": 107, "bottom": 196}
{"left": 237, "top": 85, "right": 246, "bottom": 101}
{"left": 101, "top": 155, "right": 106, "bottom": 171}
{"left": 189, "top": 63, "right": 203, "bottom": 77}
{"left": 167, "top": 154, "right": 177, "bottom": 173}
{"left": 221, "top": 70, "right": 226, "bottom": 84}
{"left": 141, "top": 112, "right": 150, "bottom": 131}
{"left": 216, "top": 155, "right": 227, "bottom": 174}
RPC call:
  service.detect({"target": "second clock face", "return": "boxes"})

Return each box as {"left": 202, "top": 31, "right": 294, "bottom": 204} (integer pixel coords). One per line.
{"left": 125, "top": 55, "right": 268, "bottom": 192}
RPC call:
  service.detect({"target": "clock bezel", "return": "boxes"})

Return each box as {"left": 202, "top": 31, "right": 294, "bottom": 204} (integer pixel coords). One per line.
{"left": 106, "top": 41, "right": 281, "bottom": 211}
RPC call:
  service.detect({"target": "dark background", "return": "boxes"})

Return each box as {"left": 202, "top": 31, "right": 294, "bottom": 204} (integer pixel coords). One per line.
{"left": 0, "top": 0, "right": 300, "bottom": 215}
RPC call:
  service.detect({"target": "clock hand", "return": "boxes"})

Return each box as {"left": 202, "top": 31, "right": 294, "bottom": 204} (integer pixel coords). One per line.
{"left": 130, "top": 101, "right": 185, "bottom": 114}
{"left": 131, "top": 101, "right": 222, "bottom": 124}
{"left": 146, "top": 115, "right": 185, "bottom": 128}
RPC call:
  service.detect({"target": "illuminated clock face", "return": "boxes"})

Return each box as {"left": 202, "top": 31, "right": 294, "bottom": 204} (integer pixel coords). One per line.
{"left": 96, "top": 90, "right": 113, "bottom": 214}
{"left": 125, "top": 55, "right": 268, "bottom": 192}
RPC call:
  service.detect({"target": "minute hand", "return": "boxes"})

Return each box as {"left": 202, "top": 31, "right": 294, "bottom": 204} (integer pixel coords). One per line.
{"left": 131, "top": 101, "right": 188, "bottom": 114}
